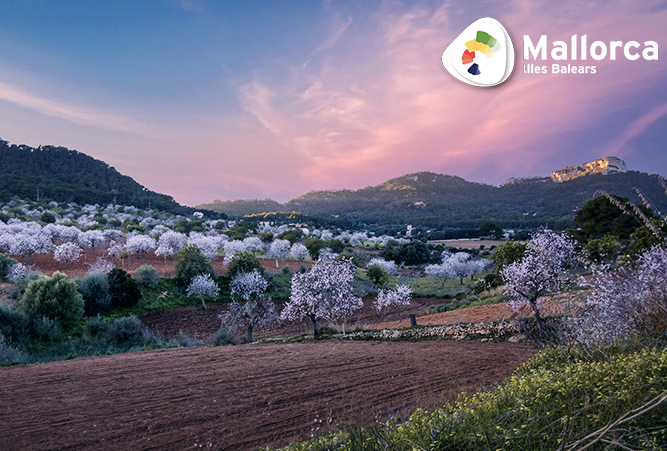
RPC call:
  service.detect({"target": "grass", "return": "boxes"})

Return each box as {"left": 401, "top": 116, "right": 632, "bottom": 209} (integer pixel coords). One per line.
{"left": 270, "top": 344, "right": 667, "bottom": 450}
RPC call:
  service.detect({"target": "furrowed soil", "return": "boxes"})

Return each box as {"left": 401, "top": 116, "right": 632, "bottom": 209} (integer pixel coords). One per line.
{"left": 0, "top": 340, "right": 536, "bottom": 451}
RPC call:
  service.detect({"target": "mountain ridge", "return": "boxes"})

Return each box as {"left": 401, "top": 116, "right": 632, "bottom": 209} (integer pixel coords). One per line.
{"left": 198, "top": 158, "right": 667, "bottom": 229}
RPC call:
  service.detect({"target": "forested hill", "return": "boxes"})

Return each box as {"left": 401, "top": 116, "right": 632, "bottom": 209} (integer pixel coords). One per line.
{"left": 0, "top": 139, "right": 193, "bottom": 214}
{"left": 198, "top": 170, "right": 667, "bottom": 229}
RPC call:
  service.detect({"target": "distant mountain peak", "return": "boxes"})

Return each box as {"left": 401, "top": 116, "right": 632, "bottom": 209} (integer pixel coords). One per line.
{"left": 551, "top": 156, "right": 627, "bottom": 183}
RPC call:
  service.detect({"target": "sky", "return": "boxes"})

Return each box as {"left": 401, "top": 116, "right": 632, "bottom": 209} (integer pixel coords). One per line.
{"left": 0, "top": 0, "right": 666, "bottom": 206}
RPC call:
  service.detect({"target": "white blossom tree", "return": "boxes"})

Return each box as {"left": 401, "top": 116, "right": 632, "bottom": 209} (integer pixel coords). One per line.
{"left": 425, "top": 262, "right": 454, "bottom": 287}
{"left": 53, "top": 242, "right": 83, "bottom": 269}
{"left": 9, "top": 232, "right": 52, "bottom": 264}
{"left": 267, "top": 239, "right": 291, "bottom": 268}
{"left": 242, "top": 236, "right": 265, "bottom": 254}
{"left": 155, "top": 231, "right": 186, "bottom": 260}
{"left": 366, "top": 257, "right": 398, "bottom": 276}
{"left": 188, "top": 232, "right": 219, "bottom": 259}
{"left": 81, "top": 229, "right": 106, "bottom": 250}
{"left": 186, "top": 274, "right": 220, "bottom": 309}
{"left": 107, "top": 240, "right": 126, "bottom": 264}
{"left": 280, "top": 255, "right": 362, "bottom": 337}
{"left": 126, "top": 234, "right": 156, "bottom": 259}
{"left": 502, "top": 229, "right": 577, "bottom": 334}
{"left": 223, "top": 240, "right": 248, "bottom": 266}
{"left": 289, "top": 242, "right": 310, "bottom": 262}
{"left": 374, "top": 284, "right": 413, "bottom": 322}
{"left": 223, "top": 269, "right": 279, "bottom": 342}
{"left": 567, "top": 245, "right": 667, "bottom": 348}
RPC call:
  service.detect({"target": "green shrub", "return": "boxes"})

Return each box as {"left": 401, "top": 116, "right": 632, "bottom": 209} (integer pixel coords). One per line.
{"left": 281, "top": 265, "right": 291, "bottom": 274}
{"left": 366, "top": 264, "right": 389, "bottom": 286}
{"left": 107, "top": 268, "right": 142, "bottom": 309}
{"left": 0, "top": 333, "right": 27, "bottom": 366}
{"left": 212, "top": 326, "right": 235, "bottom": 346}
{"left": 174, "top": 329, "right": 197, "bottom": 347}
{"left": 0, "top": 302, "right": 31, "bottom": 346}
{"left": 0, "top": 253, "right": 18, "bottom": 281}
{"left": 10, "top": 270, "right": 42, "bottom": 300}
{"left": 226, "top": 251, "right": 263, "bottom": 280}
{"left": 39, "top": 212, "right": 56, "bottom": 224}
{"left": 136, "top": 265, "right": 159, "bottom": 287}
{"left": 19, "top": 272, "right": 84, "bottom": 330}
{"left": 83, "top": 315, "right": 110, "bottom": 341}
{"left": 174, "top": 244, "right": 215, "bottom": 289}
{"left": 107, "top": 315, "right": 142, "bottom": 343}
{"left": 79, "top": 272, "right": 111, "bottom": 316}
{"left": 31, "top": 315, "right": 62, "bottom": 343}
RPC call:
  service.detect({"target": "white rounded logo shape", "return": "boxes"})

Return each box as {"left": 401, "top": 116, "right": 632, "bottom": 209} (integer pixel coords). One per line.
{"left": 442, "top": 18, "right": 514, "bottom": 87}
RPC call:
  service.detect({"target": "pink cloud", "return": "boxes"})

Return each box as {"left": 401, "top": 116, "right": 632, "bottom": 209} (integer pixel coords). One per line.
{"left": 236, "top": 0, "right": 667, "bottom": 195}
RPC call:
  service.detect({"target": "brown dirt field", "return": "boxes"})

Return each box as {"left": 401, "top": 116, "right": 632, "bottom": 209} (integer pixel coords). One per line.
{"left": 139, "top": 297, "right": 449, "bottom": 342}
{"left": 0, "top": 340, "right": 537, "bottom": 451}
{"left": 12, "top": 249, "right": 313, "bottom": 279}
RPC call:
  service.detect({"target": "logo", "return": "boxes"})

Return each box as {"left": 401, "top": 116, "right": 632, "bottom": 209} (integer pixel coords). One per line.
{"left": 442, "top": 18, "right": 515, "bottom": 87}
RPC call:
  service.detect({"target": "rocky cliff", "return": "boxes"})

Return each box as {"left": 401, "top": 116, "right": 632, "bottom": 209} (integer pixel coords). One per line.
{"left": 551, "top": 156, "right": 627, "bottom": 183}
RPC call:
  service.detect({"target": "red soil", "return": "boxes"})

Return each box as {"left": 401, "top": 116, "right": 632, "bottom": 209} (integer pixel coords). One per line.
{"left": 12, "top": 248, "right": 313, "bottom": 279}
{"left": 0, "top": 340, "right": 537, "bottom": 451}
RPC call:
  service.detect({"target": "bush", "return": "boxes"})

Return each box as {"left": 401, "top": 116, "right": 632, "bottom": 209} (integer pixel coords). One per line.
{"left": 366, "top": 264, "right": 389, "bottom": 286}
{"left": 79, "top": 272, "right": 112, "bottom": 316}
{"left": 83, "top": 315, "right": 110, "bottom": 341}
{"left": 212, "top": 325, "right": 235, "bottom": 346}
{"left": 0, "top": 253, "right": 18, "bottom": 281}
{"left": 281, "top": 265, "right": 291, "bottom": 274}
{"left": 0, "top": 333, "right": 27, "bottom": 366}
{"left": 0, "top": 302, "right": 31, "bottom": 347}
{"left": 107, "top": 315, "right": 142, "bottom": 343}
{"left": 174, "top": 244, "right": 215, "bottom": 289}
{"left": 136, "top": 265, "right": 160, "bottom": 287}
{"left": 31, "top": 315, "right": 62, "bottom": 343}
{"left": 19, "top": 272, "right": 84, "bottom": 330}
{"left": 174, "top": 329, "right": 197, "bottom": 347}
{"left": 9, "top": 270, "right": 42, "bottom": 300}
{"left": 39, "top": 212, "right": 56, "bottom": 224}
{"left": 107, "top": 268, "right": 142, "bottom": 309}
{"left": 226, "top": 251, "right": 263, "bottom": 280}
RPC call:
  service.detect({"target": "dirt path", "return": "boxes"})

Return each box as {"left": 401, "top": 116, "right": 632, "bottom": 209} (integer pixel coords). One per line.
{"left": 139, "top": 297, "right": 448, "bottom": 342}
{"left": 0, "top": 340, "right": 536, "bottom": 451}
{"left": 375, "top": 298, "right": 571, "bottom": 330}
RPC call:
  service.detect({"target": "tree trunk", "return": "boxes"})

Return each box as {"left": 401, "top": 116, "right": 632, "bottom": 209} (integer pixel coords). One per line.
{"left": 200, "top": 295, "right": 207, "bottom": 309}
{"left": 310, "top": 315, "right": 319, "bottom": 338}
{"left": 275, "top": 258, "right": 279, "bottom": 268}
{"left": 529, "top": 298, "right": 544, "bottom": 335}
{"left": 247, "top": 325, "right": 253, "bottom": 343}
{"left": 395, "top": 305, "right": 402, "bottom": 323}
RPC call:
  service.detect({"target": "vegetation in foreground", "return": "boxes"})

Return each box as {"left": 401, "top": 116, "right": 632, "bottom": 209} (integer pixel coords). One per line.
{"left": 270, "top": 344, "right": 667, "bottom": 450}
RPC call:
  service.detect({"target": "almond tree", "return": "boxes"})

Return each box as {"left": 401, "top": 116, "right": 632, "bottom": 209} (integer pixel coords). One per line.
{"left": 366, "top": 257, "right": 398, "bottom": 275}
{"left": 425, "top": 262, "right": 453, "bottom": 287}
{"left": 53, "top": 242, "right": 83, "bottom": 269}
{"left": 223, "top": 269, "right": 278, "bottom": 342}
{"left": 374, "top": 284, "right": 413, "bottom": 322}
{"left": 155, "top": 231, "right": 186, "bottom": 261}
{"left": 280, "top": 254, "right": 362, "bottom": 337}
{"left": 10, "top": 232, "right": 52, "bottom": 264}
{"left": 289, "top": 242, "right": 310, "bottom": 262}
{"left": 186, "top": 274, "right": 220, "bottom": 309}
{"left": 502, "top": 229, "right": 577, "bottom": 334}
{"left": 126, "top": 234, "right": 156, "bottom": 258}
{"left": 267, "top": 239, "right": 291, "bottom": 268}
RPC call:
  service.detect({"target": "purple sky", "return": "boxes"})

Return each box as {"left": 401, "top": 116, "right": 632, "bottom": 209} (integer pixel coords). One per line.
{"left": 0, "top": 0, "right": 665, "bottom": 206}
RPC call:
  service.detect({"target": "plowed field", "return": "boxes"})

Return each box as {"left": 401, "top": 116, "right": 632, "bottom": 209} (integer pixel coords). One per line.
{"left": 0, "top": 340, "right": 536, "bottom": 451}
